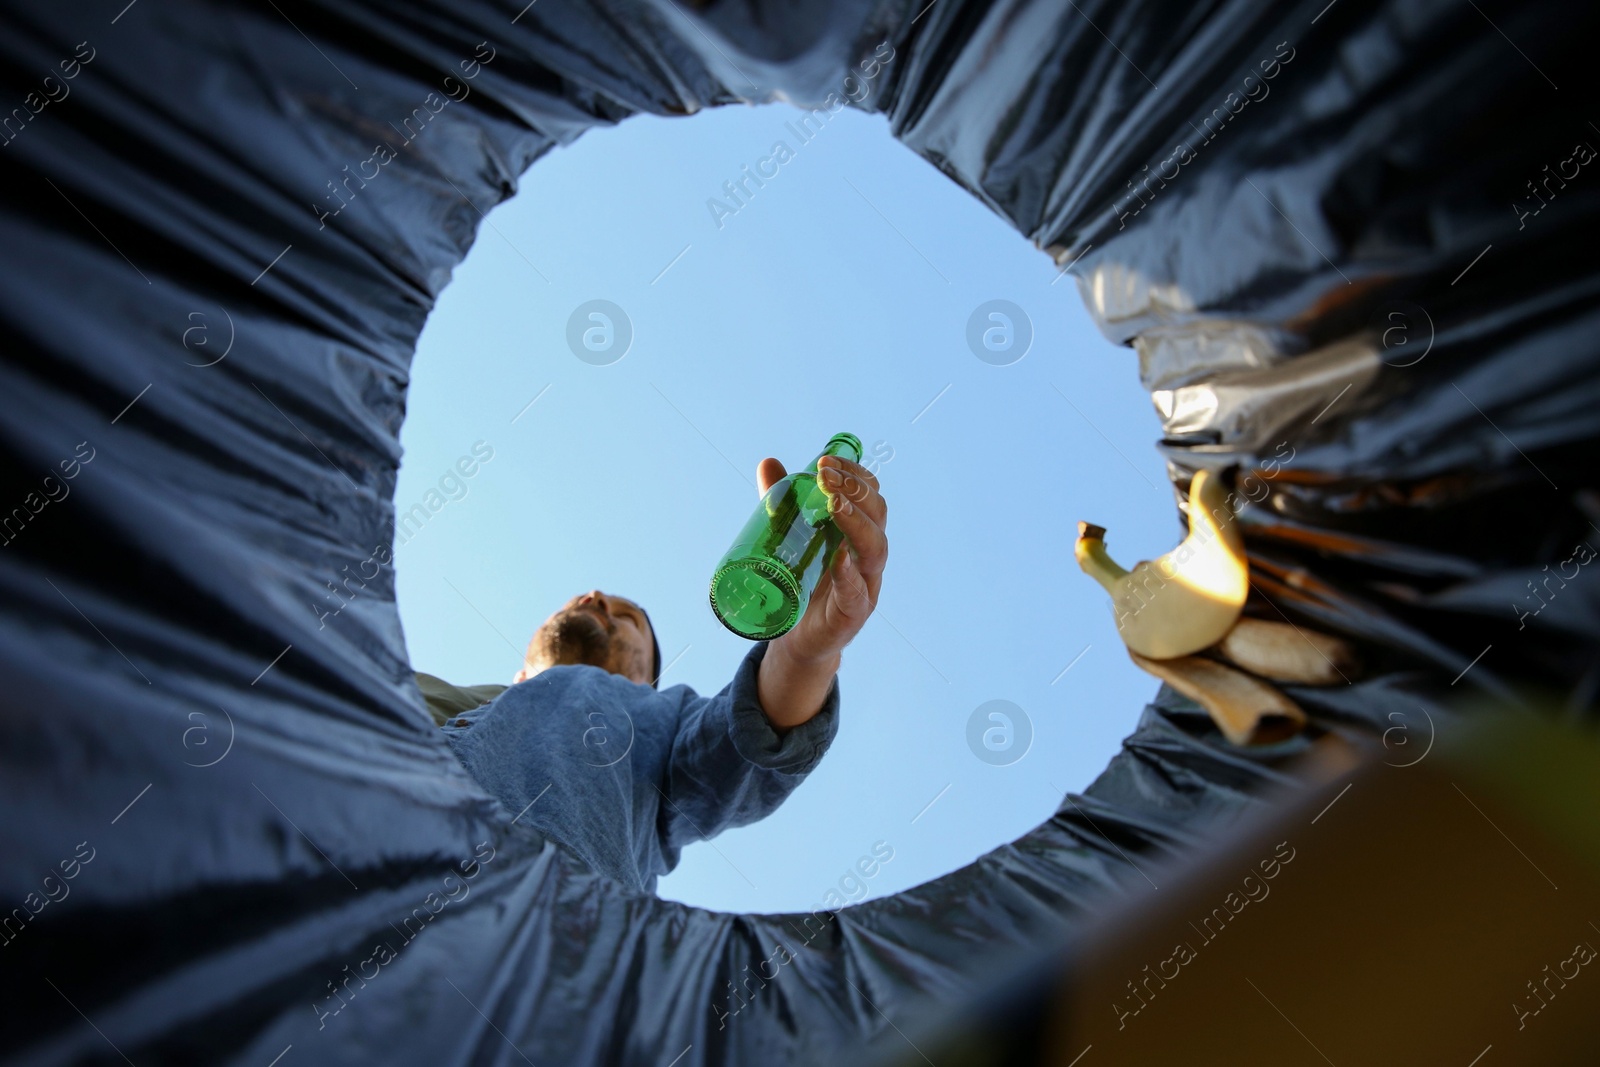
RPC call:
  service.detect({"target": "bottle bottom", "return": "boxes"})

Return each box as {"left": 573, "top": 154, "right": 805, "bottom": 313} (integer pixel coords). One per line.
{"left": 709, "top": 557, "right": 802, "bottom": 640}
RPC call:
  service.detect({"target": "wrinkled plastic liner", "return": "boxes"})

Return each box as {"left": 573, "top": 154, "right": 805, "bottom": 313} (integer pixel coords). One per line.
{"left": 0, "top": 0, "right": 1594, "bottom": 1063}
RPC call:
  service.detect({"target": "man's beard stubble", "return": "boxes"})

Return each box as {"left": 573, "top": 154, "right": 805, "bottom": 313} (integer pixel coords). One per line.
{"left": 533, "top": 609, "right": 613, "bottom": 671}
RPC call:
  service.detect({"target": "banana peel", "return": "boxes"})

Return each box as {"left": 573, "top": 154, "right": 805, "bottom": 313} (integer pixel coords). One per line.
{"left": 1075, "top": 468, "right": 1355, "bottom": 745}
{"left": 1075, "top": 469, "right": 1249, "bottom": 659}
{"left": 1128, "top": 650, "right": 1307, "bottom": 746}
{"left": 1213, "top": 617, "right": 1359, "bottom": 685}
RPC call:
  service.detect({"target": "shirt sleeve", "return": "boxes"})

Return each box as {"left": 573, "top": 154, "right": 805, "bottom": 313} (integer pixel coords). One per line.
{"left": 657, "top": 640, "right": 840, "bottom": 854}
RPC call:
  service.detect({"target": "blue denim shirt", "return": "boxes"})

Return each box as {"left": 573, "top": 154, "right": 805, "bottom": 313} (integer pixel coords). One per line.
{"left": 440, "top": 641, "right": 840, "bottom": 895}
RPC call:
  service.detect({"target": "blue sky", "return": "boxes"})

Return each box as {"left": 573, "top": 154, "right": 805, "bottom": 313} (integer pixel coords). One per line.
{"left": 395, "top": 101, "right": 1180, "bottom": 915}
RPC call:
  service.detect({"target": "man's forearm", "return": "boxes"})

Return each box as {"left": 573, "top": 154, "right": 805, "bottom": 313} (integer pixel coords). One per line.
{"left": 756, "top": 639, "right": 840, "bottom": 733}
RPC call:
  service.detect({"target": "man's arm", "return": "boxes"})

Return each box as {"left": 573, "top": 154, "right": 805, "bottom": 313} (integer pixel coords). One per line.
{"left": 749, "top": 451, "right": 889, "bottom": 732}
{"left": 658, "top": 640, "right": 840, "bottom": 855}
{"left": 652, "top": 452, "right": 886, "bottom": 853}
{"left": 756, "top": 640, "right": 841, "bottom": 733}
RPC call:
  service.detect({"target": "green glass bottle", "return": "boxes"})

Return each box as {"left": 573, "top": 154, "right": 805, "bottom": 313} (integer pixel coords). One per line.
{"left": 709, "top": 432, "right": 863, "bottom": 640}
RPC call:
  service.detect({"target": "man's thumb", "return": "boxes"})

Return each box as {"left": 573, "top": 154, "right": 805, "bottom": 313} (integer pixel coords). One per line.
{"left": 756, "top": 457, "right": 787, "bottom": 496}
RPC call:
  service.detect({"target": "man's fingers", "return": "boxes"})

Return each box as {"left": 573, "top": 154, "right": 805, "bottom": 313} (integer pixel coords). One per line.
{"left": 818, "top": 454, "right": 879, "bottom": 492}
{"left": 818, "top": 455, "right": 887, "bottom": 529}
{"left": 827, "top": 490, "right": 888, "bottom": 583}
{"left": 831, "top": 544, "right": 874, "bottom": 608}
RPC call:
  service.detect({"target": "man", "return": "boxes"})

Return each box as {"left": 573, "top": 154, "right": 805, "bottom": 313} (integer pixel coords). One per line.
{"left": 416, "top": 452, "right": 889, "bottom": 895}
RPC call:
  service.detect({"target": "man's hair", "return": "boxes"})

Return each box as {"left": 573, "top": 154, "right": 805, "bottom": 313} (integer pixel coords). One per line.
{"left": 638, "top": 604, "right": 662, "bottom": 689}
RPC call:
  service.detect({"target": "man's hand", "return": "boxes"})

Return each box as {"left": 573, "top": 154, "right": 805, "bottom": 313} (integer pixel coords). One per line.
{"left": 754, "top": 453, "right": 889, "bottom": 731}
{"left": 761, "top": 454, "right": 889, "bottom": 662}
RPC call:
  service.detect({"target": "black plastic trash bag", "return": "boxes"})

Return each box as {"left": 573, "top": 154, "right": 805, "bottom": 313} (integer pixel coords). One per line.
{"left": 1, "top": 0, "right": 1595, "bottom": 1063}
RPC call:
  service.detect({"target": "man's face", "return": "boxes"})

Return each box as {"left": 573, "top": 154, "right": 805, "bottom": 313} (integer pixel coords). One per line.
{"left": 515, "top": 590, "right": 655, "bottom": 686}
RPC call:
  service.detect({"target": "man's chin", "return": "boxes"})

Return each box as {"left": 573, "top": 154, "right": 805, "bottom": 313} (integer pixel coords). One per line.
{"left": 524, "top": 614, "right": 609, "bottom": 671}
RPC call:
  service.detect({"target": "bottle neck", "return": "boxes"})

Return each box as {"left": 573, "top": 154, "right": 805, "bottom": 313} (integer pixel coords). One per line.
{"left": 803, "top": 432, "right": 863, "bottom": 473}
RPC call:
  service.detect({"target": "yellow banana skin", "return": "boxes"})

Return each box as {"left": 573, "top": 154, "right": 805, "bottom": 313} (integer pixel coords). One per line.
{"left": 1074, "top": 468, "right": 1250, "bottom": 659}
{"left": 1214, "top": 617, "right": 1359, "bottom": 685}
{"left": 1127, "top": 650, "right": 1306, "bottom": 746}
